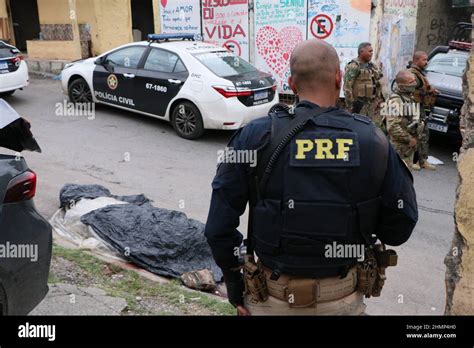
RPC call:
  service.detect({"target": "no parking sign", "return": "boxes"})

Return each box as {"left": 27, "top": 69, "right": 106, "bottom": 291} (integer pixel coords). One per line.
{"left": 310, "top": 14, "right": 334, "bottom": 39}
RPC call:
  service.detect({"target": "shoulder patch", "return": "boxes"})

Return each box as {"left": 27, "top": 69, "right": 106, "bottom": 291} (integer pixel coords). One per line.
{"left": 290, "top": 131, "right": 360, "bottom": 168}
{"left": 353, "top": 114, "right": 371, "bottom": 124}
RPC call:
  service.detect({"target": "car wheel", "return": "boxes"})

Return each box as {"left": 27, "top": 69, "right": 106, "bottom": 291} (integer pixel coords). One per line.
{"left": 68, "top": 78, "right": 93, "bottom": 104}
{"left": 171, "top": 101, "right": 205, "bottom": 140}
{"left": 0, "top": 90, "right": 15, "bottom": 97}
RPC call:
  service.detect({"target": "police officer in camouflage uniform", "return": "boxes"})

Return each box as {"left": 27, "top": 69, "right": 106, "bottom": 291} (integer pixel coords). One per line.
{"left": 344, "top": 42, "right": 385, "bottom": 128}
{"left": 205, "top": 40, "right": 418, "bottom": 316}
{"left": 386, "top": 71, "right": 421, "bottom": 170}
{"left": 408, "top": 51, "right": 438, "bottom": 170}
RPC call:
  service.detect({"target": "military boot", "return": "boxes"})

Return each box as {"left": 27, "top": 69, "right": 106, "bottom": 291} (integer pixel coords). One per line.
{"left": 412, "top": 162, "right": 421, "bottom": 171}
{"left": 422, "top": 162, "right": 436, "bottom": 170}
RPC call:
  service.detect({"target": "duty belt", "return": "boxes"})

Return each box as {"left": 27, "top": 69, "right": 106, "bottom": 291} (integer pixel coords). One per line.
{"left": 260, "top": 263, "right": 357, "bottom": 307}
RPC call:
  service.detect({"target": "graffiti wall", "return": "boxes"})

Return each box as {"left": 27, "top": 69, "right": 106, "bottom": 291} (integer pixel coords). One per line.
{"left": 415, "top": 0, "right": 472, "bottom": 53}
{"left": 378, "top": 0, "right": 418, "bottom": 96}
{"left": 157, "top": 0, "right": 379, "bottom": 94}
{"left": 254, "top": 0, "right": 307, "bottom": 93}
{"left": 307, "top": 0, "right": 371, "bottom": 85}
{"left": 202, "top": 0, "right": 249, "bottom": 60}
{"left": 159, "top": 0, "right": 202, "bottom": 34}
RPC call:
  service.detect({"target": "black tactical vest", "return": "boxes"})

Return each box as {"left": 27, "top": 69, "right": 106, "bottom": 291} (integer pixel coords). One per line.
{"left": 250, "top": 101, "right": 389, "bottom": 278}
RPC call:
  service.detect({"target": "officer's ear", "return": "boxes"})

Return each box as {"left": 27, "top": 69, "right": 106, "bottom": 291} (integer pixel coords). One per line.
{"left": 288, "top": 75, "right": 298, "bottom": 95}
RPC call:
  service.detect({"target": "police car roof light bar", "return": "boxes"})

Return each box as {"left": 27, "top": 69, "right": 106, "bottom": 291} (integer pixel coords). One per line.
{"left": 451, "top": 22, "right": 473, "bottom": 43}
{"left": 147, "top": 33, "right": 200, "bottom": 43}
{"left": 449, "top": 40, "right": 472, "bottom": 51}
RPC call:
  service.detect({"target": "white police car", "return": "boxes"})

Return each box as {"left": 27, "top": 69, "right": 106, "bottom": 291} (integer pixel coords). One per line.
{"left": 0, "top": 41, "right": 29, "bottom": 96}
{"left": 61, "top": 34, "right": 278, "bottom": 139}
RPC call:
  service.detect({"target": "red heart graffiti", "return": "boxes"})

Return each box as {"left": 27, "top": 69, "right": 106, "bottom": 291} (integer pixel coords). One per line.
{"left": 161, "top": 0, "right": 167, "bottom": 8}
{"left": 256, "top": 26, "right": 303, "bottom": 78}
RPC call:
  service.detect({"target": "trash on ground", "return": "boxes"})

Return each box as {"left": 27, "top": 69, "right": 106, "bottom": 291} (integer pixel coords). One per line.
{"left": 427, "top": 156, "right": 444, "bottom": 165}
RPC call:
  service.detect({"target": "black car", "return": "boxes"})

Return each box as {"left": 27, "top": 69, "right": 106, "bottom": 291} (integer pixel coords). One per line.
{"left": 0, "top": 99, "right": 52, "bottom": 315}
{"left": 426, "top": 23, "right": 471, "bottom": 143}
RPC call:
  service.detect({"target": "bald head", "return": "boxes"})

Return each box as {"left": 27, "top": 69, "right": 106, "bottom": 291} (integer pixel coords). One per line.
{"left": 289, "top": 39, "right": 340, "bottom": 94}
{"left": 413, "top": 51, "right": 428, "bottom": 69}
{"left": 413, "top": 51, "right": 427, "bottom": 61}
{"left": 396, "top": 70, "right": 416, "bottom": 86}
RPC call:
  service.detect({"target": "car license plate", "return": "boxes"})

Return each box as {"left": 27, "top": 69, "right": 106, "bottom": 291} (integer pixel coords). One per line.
{"left": 254, "top": 90, "right": 268, "bottom": 101}
{"left": 428, "top": 121, "right": 448, "bottom": 133}
{"left": 0, "top": 61, "right": 8, "bottom": 70}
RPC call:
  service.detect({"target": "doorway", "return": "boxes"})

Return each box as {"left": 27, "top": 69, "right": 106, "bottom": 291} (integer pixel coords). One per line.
{"left": 8, "top": 0, "right": 40, "bottom": 51}
{"left": 131, "top": 0, "right": 154, "bottom": 41}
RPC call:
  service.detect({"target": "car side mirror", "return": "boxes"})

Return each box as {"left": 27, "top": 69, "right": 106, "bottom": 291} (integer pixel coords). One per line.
{"left": 94, "top": 56, "right": 105, "bottom": 65}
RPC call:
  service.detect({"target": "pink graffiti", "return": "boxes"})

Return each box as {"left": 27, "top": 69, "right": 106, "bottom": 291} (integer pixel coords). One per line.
{"left": 256, "top": 26, "right": 302, "bottom": 78}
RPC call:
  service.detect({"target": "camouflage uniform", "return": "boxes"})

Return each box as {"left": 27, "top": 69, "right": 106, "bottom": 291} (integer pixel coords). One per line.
{"left": 344, "top": 58, "right": 385, "bottom": 128}
{"left": 385, "top": 89, "right": 422, "bottom": 168}
{"left": 409, "top": 65, "right": 437, "bottom": 166}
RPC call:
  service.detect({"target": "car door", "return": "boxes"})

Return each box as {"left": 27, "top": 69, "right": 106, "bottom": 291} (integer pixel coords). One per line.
{"left": 133, "top": 48, "right": 189, "bottom": 116}
{"left": 93, "top": 46, "right": 147, "bottom": 109}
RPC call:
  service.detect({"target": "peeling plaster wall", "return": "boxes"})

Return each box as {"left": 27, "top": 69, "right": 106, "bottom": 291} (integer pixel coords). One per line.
{"left": 93, "top": 0, "right": 133, "bottom": 54}
{"left": 416, "top": 0, "right": 472, "bottom": 54}
{"left": 445, "top": 14, "right": 474, "bottom": 316}
{"left": 377, "top": 0, "right": 419, "bottom": 96}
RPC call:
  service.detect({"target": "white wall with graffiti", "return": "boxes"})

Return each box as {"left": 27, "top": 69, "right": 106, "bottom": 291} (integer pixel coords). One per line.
{"left": 159, "top": 0, "right": 202, "bottom": 34}
{"left": 377, "top": 0, "right": 419, "bottom": 97}
{"left": 202, "top": 0, "right": 250, "bottom": 61}
{"left": 308, "top": 1, "right": 371, "bottom": 77}
{"left": 157, "top": 0, "right": 417, "bottom": 94}
{"left": 254, "top": 0, "right": 307, "bottom": 93}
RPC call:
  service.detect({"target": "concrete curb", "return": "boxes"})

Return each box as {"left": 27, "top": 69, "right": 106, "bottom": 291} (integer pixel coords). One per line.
{"left": 26, "top": 59, "right": 70, "bottom": 76}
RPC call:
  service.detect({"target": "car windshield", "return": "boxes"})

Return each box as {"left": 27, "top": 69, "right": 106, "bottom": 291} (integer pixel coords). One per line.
{"left": 193, "top": 51, "right": 257, "bottom": 77}
{"left": 426, "top": 51, "right": 468, "bottom": 77}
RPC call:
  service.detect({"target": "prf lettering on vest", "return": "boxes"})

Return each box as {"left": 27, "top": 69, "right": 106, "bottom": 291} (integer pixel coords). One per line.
{"left": 295, "top": 138, "right": 354, "bottom": 160}
{"left": 290, "top": 132, "right": 360, "bottom": 168}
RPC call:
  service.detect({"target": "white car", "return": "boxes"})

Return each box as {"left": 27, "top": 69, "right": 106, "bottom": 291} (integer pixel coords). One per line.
{"left": 61, "top": 34, "right": 279, "bottom": 139}
{"left": 0, "top": 41, "right": 29, "bottom": 96}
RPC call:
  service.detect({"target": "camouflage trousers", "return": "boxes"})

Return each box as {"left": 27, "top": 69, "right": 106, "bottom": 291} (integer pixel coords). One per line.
{"left": 417, "top": 121, "right": 430, "bottom": 166}
{"left": 353, "top": 97, "right": 385, "bottom": 130}
{"left": 391, "top": 141, "right": 415, "bottom": 170}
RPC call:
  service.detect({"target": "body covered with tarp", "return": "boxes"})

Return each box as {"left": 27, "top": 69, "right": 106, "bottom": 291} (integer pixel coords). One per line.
{"left": 59, "top": 184, "right": 222, "bottom": 281}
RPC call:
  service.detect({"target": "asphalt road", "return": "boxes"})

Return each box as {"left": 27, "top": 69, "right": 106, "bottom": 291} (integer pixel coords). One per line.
{"left": 3, "top": 76, "right": 459, "bottom": 315}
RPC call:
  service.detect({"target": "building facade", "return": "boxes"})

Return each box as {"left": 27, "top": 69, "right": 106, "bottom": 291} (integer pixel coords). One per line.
{"left": 0, "top": 0, "right": 471, "bottom": 89}
{"left": 0, "top": 0, "right": 161, "bottom": 60}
